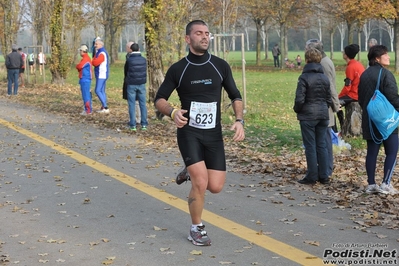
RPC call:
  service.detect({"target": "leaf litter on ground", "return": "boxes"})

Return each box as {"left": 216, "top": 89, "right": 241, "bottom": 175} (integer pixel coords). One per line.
{"left": 7, "top": 83, "right": 399, "bottom": 234}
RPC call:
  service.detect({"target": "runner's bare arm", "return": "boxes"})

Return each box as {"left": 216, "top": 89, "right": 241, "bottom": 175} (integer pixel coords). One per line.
{"left": 230, "top": 99, "right": 245, "bottom": 141}
{"left": 155, "top": 98, "right": 188, "bottom": 128}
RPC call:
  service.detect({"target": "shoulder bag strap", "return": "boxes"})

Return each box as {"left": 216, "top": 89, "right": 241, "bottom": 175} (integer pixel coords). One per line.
{"left": 375, "top": 68, "right": 383, "bottom": 91}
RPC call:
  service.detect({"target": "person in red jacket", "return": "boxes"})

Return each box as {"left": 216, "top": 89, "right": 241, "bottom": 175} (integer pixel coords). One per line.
{"left": 76, "top": 44, "right": 93, "bottom": 115}
{"left": 337, "top": 44, "right": 365, "bottom": 130}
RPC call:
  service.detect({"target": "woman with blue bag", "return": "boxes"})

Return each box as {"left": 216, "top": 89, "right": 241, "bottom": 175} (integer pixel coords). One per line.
{"left": 358, "top": 45, "right": 399, "bottom": 195}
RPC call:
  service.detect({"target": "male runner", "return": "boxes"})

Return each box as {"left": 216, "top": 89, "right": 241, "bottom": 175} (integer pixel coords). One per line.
{"left": 154, "top": 20, "right": 245, "bottom": 246}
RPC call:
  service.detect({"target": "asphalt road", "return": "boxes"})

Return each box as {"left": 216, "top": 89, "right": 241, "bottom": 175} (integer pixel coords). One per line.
{"left": 0, "top": 97, "right": 398, "bottom": 266}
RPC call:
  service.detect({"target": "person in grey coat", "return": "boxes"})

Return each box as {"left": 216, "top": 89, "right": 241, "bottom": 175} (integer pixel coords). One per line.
{"left": 272, "top": 44, "right": 281, "bottom": 68}
{"left": 294, "top": 48, "right": 332, "bottom": 185}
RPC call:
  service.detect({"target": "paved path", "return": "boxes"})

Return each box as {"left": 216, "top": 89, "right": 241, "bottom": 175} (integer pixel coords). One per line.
{"left": 0, "top": 97, "right": 397, "bottom": 266}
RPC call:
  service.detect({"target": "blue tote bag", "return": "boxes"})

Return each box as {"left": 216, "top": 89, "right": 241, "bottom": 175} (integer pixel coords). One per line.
{"left": 367, "top": 68, "right": 399, "bottom": 144}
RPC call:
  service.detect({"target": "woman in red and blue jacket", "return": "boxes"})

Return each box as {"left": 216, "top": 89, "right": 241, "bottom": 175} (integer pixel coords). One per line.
{"left": 76, "top": 44, "right": 93, "bottom": 115}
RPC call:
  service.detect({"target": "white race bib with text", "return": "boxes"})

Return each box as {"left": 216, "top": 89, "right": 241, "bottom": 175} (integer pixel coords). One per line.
{"left": 189, "top": 101, "right": 217, "bottom": 129}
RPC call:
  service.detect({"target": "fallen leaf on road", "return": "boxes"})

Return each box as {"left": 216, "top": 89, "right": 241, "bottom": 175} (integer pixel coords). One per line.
{"left": 304, "top": 240, "right": 320, "bottom": 246}
{"left": 190, "top": 250, "right": 202, "bottom": 255}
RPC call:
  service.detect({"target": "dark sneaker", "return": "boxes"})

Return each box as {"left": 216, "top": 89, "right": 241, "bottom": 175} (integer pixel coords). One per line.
{"left": 297, "top": 178, "right": 316, "bottom": 185}
{"left": 176, "top": 167, "right": 190, "bottom": 185}
{"left": 319, "top": 178, "right": 330, "bottom": 185}
{"left": 188, "top": 225, "right": 211, "bottom": 246}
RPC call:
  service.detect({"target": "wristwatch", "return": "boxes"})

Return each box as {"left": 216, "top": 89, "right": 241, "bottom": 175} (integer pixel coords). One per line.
{"left": 235, "top": 119, "right": 245, "bottom": 125}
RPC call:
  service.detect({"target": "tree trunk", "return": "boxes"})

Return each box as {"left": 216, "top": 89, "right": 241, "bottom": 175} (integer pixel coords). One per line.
{"left": 279, "top": 22, "right": 286, "bottom": 69}
{"left": 394, "top": 18, "right": 399, "bottom": 73}
{"left": 254, "top": 18, "right": 261, "bottom": 66}
{"left": 329, "top": 30, "right": 334, "bottom": 60}
{"left": 143, "top": 0, "right": 164, "bottom": 105}
{"left": 0, "top": 0, "right": 19, "bottom": 58}
{"left": 264, "top": 27, "right": 269, "bottom": 60}
{"left": 341, "top": 102, "right": 362, "bottom": 137}
{"left": 49, "top": 0, "right": 70, "bottom": 85}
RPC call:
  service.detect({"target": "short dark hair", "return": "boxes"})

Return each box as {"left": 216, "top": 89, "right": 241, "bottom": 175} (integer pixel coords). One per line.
{"left": 368, "top": 45, "right": 388, "bottom": 66}
{"left": 130, "top": 43, "right": 139, "bottom": 51}
{"left": 18, "top": 47, "right": 22, "bottom": 51}
{"left": 185, "top": 20, "right": 207, "bottom": 35}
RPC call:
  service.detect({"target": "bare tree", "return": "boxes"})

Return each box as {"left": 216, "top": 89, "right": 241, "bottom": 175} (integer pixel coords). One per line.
{"left": 95, "top": 0, "right": 138, "bottom": 64}
{"left": 238, "top": 0, "right": 271, "bottom": 66}
{"left": 25, "top": 0, "right": 51, "bottom": 48}
{"left": 0, "top": 0, "right": 25, "bottom": 57}
{"left": 267, "top": 0, "right": 308, "bottom": 68}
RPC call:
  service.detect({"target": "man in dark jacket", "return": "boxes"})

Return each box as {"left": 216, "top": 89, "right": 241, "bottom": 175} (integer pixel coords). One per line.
{"left": 125, "top": 43, "right": 147, "bottom": 131}
{"left": 123, "top": 41, "right": 141, "bottom": 122}
{"left": 5, "top": 44, "right": 23, "bottom": 96}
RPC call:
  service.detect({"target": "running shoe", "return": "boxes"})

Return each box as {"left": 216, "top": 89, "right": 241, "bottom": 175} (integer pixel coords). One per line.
{"left": 80, "top": 111, "right": 91, "bottom": 116}
{"left": 365, "top": 184, "right": 388, "bottom": 194}
{"left": 176, "top": 167, "right": 190, "bottom": 185}
{"left": 188, "top": 225, "right": 211, "bottom": 246}
{"left": 130, "top": 127, "right": 137, "bottom": 132}
{"left": 380, "top": 183, "right": 399, "bottom": 195}
{"left": 141, "top": 126, "right": 147, "bottom": 131}
{"left": 97, "top": 108, "right": 110, "bottom": 114}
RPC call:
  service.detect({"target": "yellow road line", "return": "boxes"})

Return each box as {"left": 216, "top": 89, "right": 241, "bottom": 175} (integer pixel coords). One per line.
{"left": 0, "top": 118, "right": 326, "bottom": 265}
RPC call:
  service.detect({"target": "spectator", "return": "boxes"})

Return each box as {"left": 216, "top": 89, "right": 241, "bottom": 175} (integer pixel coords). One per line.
{"left": 294, "top": 48, "right": 332, "bottom": 185}
{"left": 296, "top": 55, "right": 302, "bottom": 68}
{"left": 284, "top": 58, "right": 295, "bottom": 68}
{"left": 358, "top": 45, "right": 399, "bottom": 195}
{"left": 272, "top": 44, "right": 281, "bottom": 68}
{"left": 38, "top": 51, "right": 46, "bottom": 75}
{"left": 337, "top": 44, "right": 365, "bottom": 130}
{"left": 125, "top": 43, "right": 148, "bottom": 131}
{"left": 305, "top": 39, "right": 340, "bottom": 178}
{"left": 368, "top": 38, "right": 378, "bottom": 50}
{"left": 92, "top": 39, "right": 110, "bottom": 113}
{"left": 18, "top": 48, "right": 26, "bottom": 88}
{"left": 76, "top": 44, "right": 93, "bottom": 115}
{"left": 123, "top": 41, "right": 141, "bottom": 123}
{"left": 5, "top": 44, "right": 23, "bottom": 96}
{"left": 28, "top": 51, "right": 35, "bottom": 74}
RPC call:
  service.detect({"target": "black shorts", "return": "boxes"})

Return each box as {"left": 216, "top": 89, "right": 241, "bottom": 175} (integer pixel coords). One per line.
{"left": 177, "top": 125, "right": 226, "bottom": 171}
{"left": 28, "top": 61, "right": 34, "bottom": 66}
{"left": 19, "top": 68, "right": 25, "bottom": 74}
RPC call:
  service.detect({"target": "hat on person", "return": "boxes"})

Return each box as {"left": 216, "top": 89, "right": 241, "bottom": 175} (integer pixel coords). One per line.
{"left": 79, "top": 44, "right": 88, "bottom": 52}
{"left": 344, "top": 44, "right": 360, "bottom": 59}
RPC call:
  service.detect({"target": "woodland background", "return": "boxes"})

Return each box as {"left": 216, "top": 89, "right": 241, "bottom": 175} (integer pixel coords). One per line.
{"left": 1, "top": 0, "right": 399, "bottom": 100}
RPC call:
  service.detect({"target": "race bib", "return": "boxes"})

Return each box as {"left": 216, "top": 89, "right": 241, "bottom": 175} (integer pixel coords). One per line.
{"left": 189, "top": 101, "right": 216, "bottom": 129}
